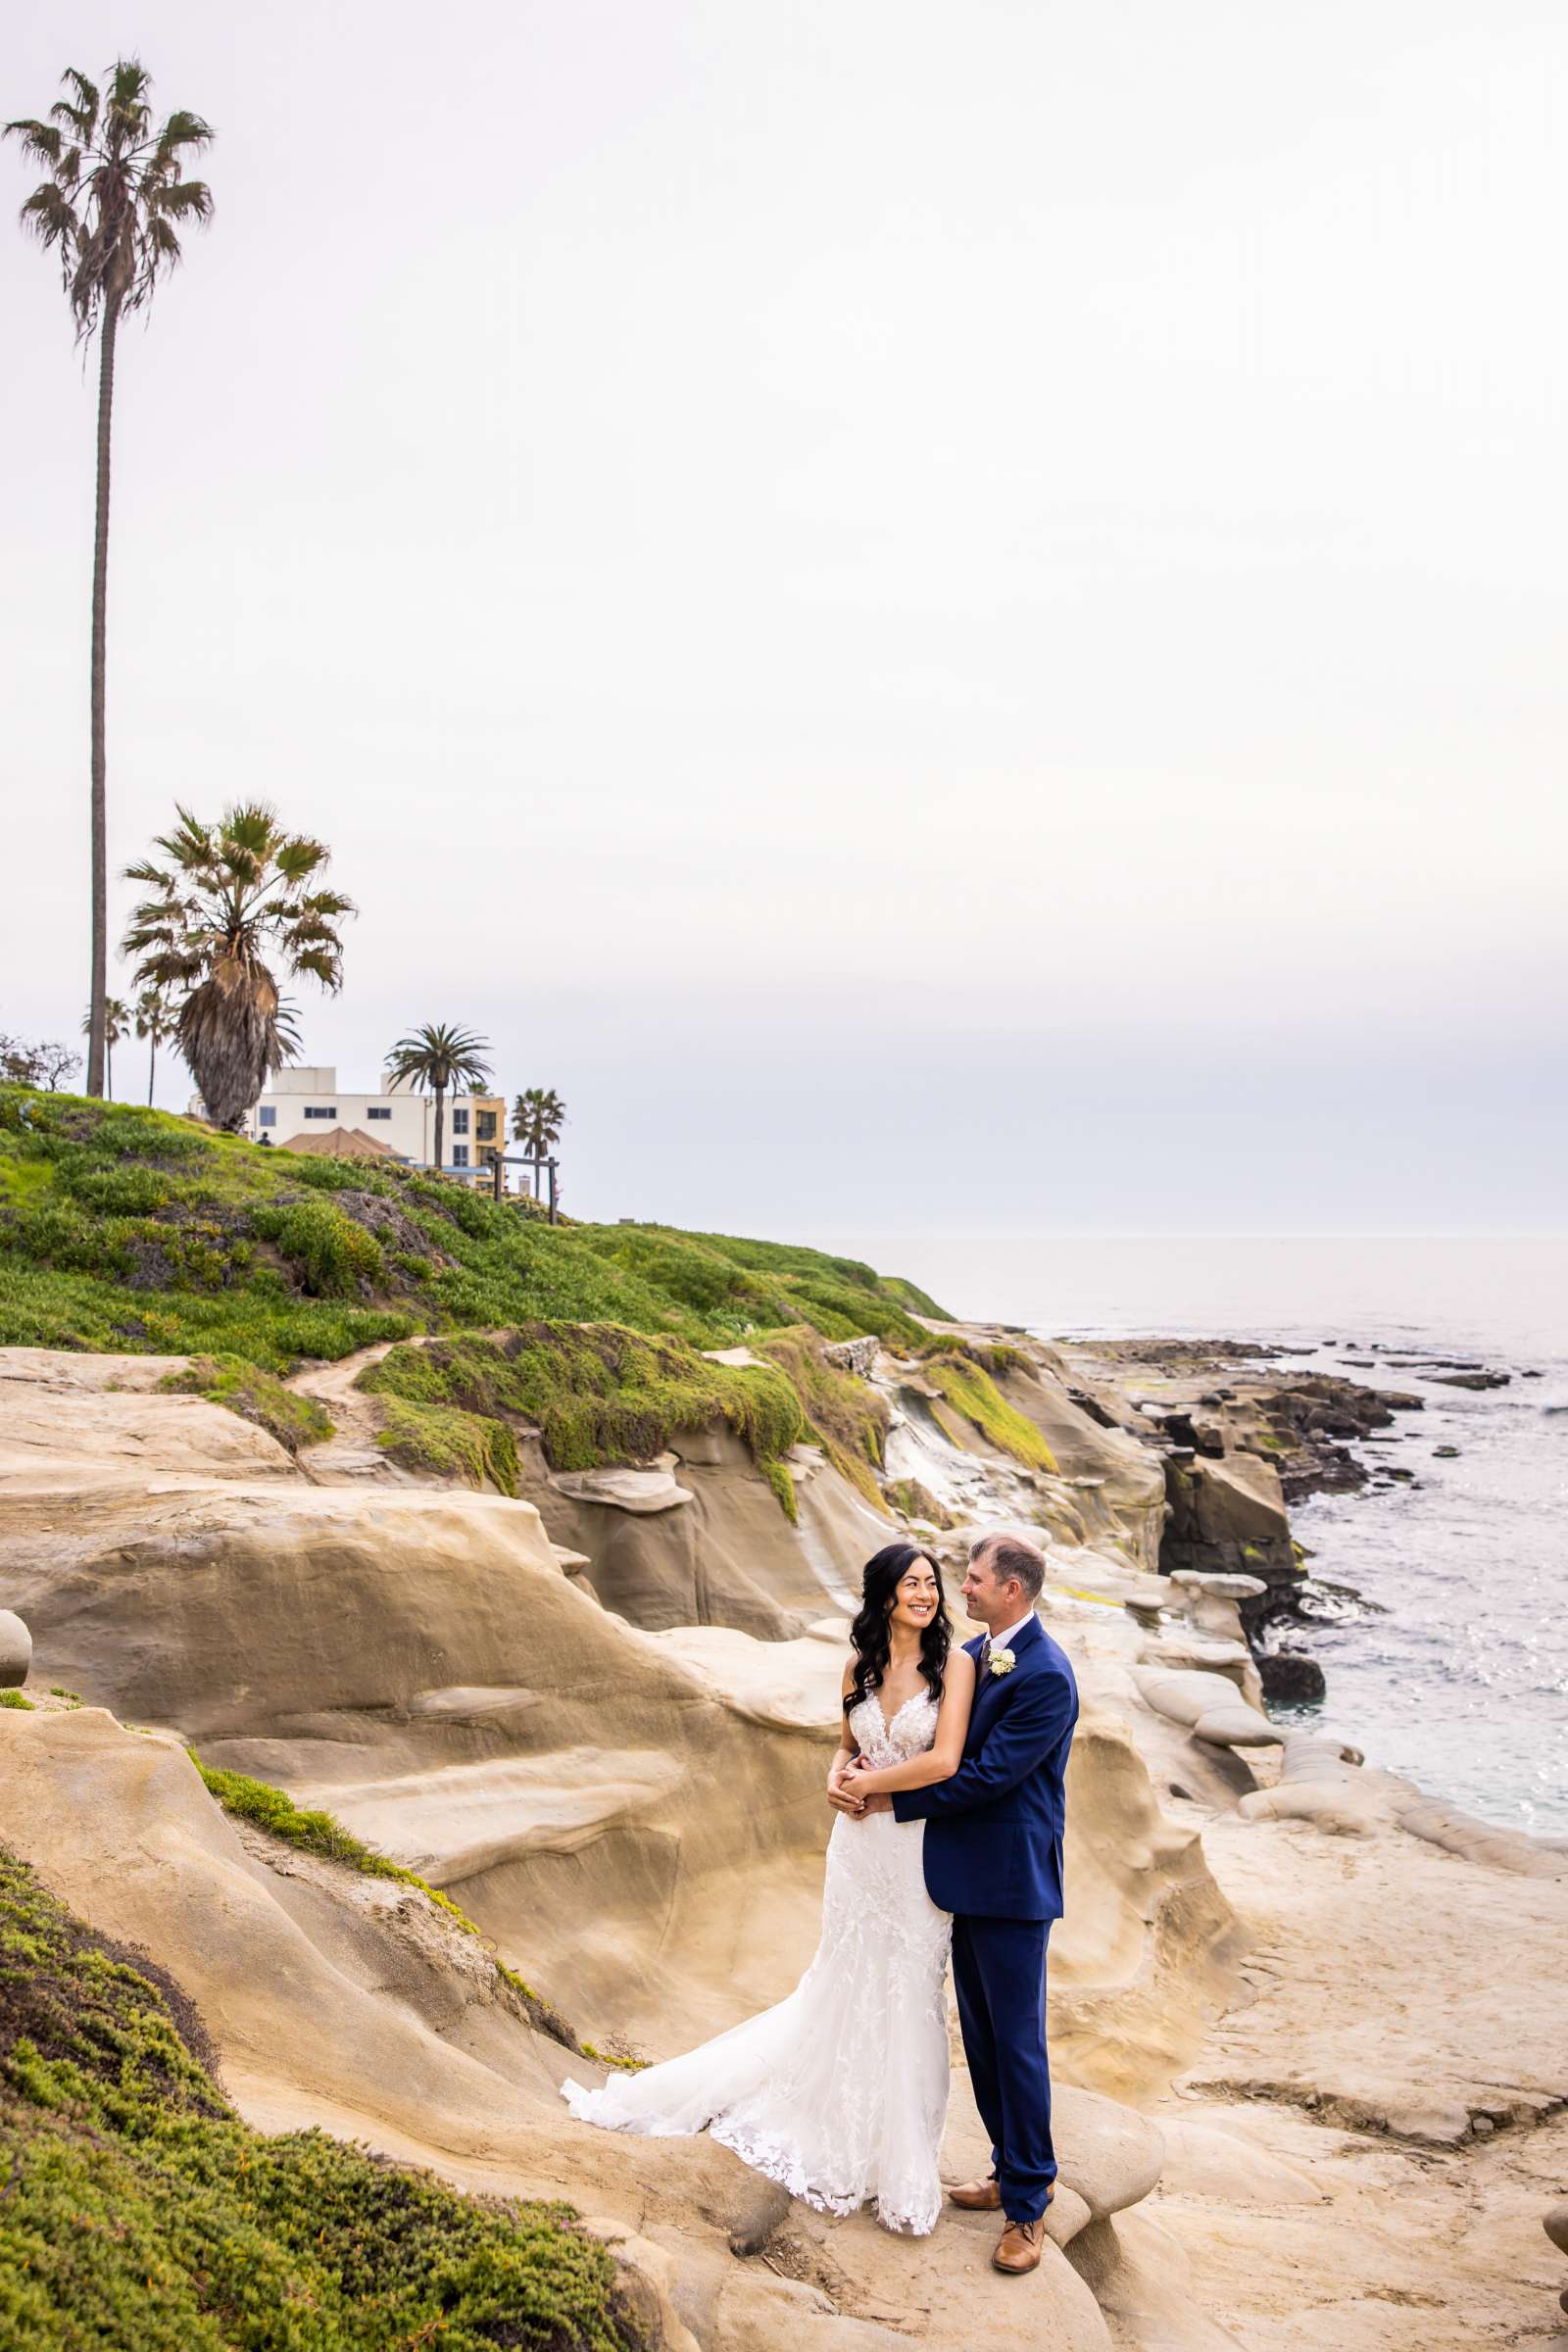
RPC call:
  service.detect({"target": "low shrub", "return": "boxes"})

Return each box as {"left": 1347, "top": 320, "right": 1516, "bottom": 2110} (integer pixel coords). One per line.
{"left": 0, "top": 1845, "right": 641, "bottom": 2348}
{"left": 251, "top": 1198, "right": 383, "bottom": 1298}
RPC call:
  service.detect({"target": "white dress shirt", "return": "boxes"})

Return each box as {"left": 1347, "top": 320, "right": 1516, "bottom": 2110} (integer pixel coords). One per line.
{"left": 986, "top": 1610, "right": 1036, "bottom": 1655}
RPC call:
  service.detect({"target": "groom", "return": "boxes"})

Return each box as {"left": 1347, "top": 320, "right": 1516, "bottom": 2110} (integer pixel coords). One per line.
{"left": 833, "top": 1531, "right": 1078, "bottom": 2276}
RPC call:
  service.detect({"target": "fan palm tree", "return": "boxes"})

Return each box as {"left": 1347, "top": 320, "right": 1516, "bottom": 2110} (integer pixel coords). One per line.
{"left": 121, "top": 803, "right": 354, "bottom": 1131}
{"left": 386, "top": 1024, "right": 492, "bottom": 1176}
{"left": 132, "top": 983, "right": 174, "bottom": 1103}
{"left": 81, "top": 995, "right": 130, "bottom": 1098}
{"left": 6, "top": 63, "right": 213, "bottom": 1099}
{"left": 511, "top": 1087, "right": 566, "bottom": 1199}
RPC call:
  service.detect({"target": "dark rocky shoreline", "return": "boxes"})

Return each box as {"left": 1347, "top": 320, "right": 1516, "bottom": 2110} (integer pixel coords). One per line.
{"left": 1050, "top": 1337, "right": 1448, "bottom": 1709}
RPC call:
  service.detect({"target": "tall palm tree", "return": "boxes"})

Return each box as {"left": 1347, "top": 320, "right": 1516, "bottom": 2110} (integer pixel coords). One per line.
{"left": 121, "top": 803, "right": 354, "bottom": 1131}
{"left": 387, "top": 1025, "right": 492, "bottom": 1176}
{"left": 81, "top": 995, "right": 130, "bottom": 1098}
{"left": 511, "top": 1087, "right": 566, "bottom": 1200}
{"left": 6, "top": 63, "right": 213, "bottom": 1099}
{"left": 132, "top": 982, "right": 174, "bottom": 1103}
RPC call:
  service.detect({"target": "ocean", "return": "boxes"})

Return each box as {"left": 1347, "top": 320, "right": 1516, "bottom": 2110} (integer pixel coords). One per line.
{"left": 823, "top": 1235, "right": 1568, "bottom": 1838}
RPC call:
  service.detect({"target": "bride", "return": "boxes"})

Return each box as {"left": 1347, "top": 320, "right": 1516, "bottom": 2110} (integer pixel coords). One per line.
{"left": 562, "top": 1542, "right": 977, "bottom": 2235}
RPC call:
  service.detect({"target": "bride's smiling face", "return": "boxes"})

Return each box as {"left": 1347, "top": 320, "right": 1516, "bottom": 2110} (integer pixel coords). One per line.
{"left": 887, "top": 1557, "right": 942, "bottom": 1637}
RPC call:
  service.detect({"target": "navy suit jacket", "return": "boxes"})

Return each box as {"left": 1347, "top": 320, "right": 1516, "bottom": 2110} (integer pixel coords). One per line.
{"left": 892, "top": 1612, "right": 1078, "bottom": 1921}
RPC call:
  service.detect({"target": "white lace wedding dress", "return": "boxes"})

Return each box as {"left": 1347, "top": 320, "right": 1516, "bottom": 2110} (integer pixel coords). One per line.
{"left": 562, "top": 1690, "right": 953, "bottom": 2234}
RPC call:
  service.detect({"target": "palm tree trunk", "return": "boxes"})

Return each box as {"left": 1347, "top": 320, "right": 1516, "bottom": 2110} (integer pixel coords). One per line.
{"left": 433, "top": 1085, "right": 445, "bottom": 1175}
{"left": 106, "top": 1036, "right": 113, "bottom": 1101}
{"left": 86, "top": 296, "right": 120, "bottom": 1101}
{"left": 147, "top": 1034, "right": 156, "bottom": 1106}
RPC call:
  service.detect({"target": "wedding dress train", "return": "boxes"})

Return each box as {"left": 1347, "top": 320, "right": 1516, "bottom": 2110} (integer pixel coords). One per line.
{"left": 562, "top": 1690, "right": 953, "bottom": 2234}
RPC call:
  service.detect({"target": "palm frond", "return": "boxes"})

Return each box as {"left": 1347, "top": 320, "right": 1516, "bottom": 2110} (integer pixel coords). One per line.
{"left": 148, "top": 177, "right": 213, "bottom": 223}
{"left": 293, "top": 888, "right": 357, "bottom": 922}
{"left": 270, "top": 834, "right": 329, "bottom": 884}
{"left": 270, "top": 997, "right": 304, "bottom": 1070}
{"left": 153, "top": 110, "right": 214, "bottom": 158}
{"left": 59, "top": 69, "right": 100, "bottom": 128}
{"left": 17, "top": 184, "right": 79, "bottom": 260}
{"left": 5, "top": 119, "right": 63, "bottom": 167}
{"left": 105, "top": 58, "right": 153, "bottom": 124}
{"left": 288, "top": 947, "right": 344, "bottom": 991}
{"left": 149, "top": 807, "right": 217, "bottom": 869}
{"left": 47, "top": 99, "right": 94, "bottom": 141}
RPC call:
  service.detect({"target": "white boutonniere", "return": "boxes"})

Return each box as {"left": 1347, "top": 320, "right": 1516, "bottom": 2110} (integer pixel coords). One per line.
{"left": 989, "top": 1646, "right": 1016, "bottom": 1676}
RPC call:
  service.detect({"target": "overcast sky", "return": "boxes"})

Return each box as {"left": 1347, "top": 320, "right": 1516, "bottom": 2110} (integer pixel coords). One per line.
{"left": 4, "top": 2, "right": 1564, "bottom": 1242}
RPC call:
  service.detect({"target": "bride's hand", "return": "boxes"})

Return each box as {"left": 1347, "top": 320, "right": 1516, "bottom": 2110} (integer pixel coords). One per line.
{"left": 845, "top": 1757, "right": 889, "bottom": 1807}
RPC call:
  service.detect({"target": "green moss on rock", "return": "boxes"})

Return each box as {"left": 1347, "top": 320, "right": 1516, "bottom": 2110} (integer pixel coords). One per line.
{"left": 755, "top": 1328, "right": 890, "bottom": 1510}
{"left": 360, "top": 1326, "right": 808, "bottom": 1488}
{"left": 884, "top": 1478, "right": 956, "bottom": 1529}
{"left": 159, "top": 1353, "right": 333, "bottom": 1455}
{"left": 924, "top": 1349, "right": 1058, "bottom": 1472}
{"left": 0, "top": 1845, "right": 643, "bottom": 2349}
{"left": 373, "top": 1394, "right": 520, "bottom": 1494}
{"left": 191, "top": 1760, "right": 572, "bottom": 2046}
{"left": 762, "top": 1457, "right": 800, "bottom": 1523}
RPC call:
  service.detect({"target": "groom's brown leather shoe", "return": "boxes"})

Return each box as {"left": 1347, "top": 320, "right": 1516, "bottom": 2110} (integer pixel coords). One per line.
{"left": 992, "top": 2210, "right": 1049, "bottom": 2275}
{"left": 948, "top": 2176, "right": 1002, "bottom": 2210}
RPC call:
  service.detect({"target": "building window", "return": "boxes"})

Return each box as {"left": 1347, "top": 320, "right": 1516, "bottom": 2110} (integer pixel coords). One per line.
{"left": 452, "top": 1146, "right": 469, "bottom": 1168}
{"left": 476, "top": 1110, "right": 496, "bottom": 1142}
{"left": 367, "top": 1105, "right": 392, "bottom": 1121}
{"left": 258, "top": 1105, "right": 276, "bottom": 1127}
{"left": 452, "top": 1107, "right": 470, "bottom": 1136}
{"left": 304, "top": 1105, "right": 338, "bottom": 1120}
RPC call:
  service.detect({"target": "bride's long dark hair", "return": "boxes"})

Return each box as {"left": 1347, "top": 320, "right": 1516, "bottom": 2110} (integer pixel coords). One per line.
{"left": 845, "top": 1543, "right": 951, "bottom": 1718}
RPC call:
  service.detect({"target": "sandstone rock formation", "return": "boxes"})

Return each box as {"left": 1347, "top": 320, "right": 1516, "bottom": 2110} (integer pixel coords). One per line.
{"left": 1159, "top": 1452, "right": 1298, "bottom": 1619}
{"left": 0, "top": 1605, "right": 29, "bottom": 1687}
{"left": 3, "top": 1325, "right": 1564, "bottom": 2352}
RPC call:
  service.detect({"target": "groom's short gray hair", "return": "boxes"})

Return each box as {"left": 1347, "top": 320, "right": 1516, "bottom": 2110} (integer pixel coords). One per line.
{"left": 971, "top": 1531, "right": 1045, "bottom": 1602}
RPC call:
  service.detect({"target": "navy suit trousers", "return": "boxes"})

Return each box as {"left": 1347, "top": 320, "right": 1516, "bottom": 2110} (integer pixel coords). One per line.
{"left": 951, "top": 1912, "right": 1055, "bottom": 2222}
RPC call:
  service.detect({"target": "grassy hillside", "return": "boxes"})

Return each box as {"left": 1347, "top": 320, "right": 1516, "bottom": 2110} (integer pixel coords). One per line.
{"left": 0, "top": 1845, "right": 642, "bottom": 2350}
{"left": 0, "top": 1089, "right": 947, "bottom": 1372}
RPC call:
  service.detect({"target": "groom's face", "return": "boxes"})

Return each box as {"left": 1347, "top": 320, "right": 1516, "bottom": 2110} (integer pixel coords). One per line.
{"left": 960, "top": 1548, "right": 1016, "bottom": 1628}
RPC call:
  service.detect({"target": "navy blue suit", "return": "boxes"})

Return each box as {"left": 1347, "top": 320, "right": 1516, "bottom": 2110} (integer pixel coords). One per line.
{"left": 892, "top": 1612, "right": 1078, "bottom": 2221}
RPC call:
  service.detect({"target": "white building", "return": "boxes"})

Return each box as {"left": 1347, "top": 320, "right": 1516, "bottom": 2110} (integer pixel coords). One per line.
{"left": 211, "top": 1067, "right": 508, "bottom": 1177}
